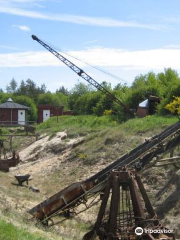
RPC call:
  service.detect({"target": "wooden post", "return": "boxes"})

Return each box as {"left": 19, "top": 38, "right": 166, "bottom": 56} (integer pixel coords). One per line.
{"left": 10, "top": 136, "right": 12, "bottom": 152}
{"left": 56, "top": 108, "right": 58, "bottom": 123}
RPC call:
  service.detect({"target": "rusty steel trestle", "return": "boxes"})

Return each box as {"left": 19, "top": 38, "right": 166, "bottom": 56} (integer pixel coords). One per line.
{"left": 83, "top": 168, "right": 175, "bottom": 240}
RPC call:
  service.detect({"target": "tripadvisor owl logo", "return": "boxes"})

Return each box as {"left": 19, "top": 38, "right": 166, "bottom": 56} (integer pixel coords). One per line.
{"left": 135, "top": 227, "right": 143, "bottom": 235}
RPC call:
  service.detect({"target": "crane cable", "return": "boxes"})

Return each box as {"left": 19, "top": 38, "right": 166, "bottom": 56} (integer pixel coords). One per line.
{"left": 42, "top": 38, "right": 127, "bottom": 85}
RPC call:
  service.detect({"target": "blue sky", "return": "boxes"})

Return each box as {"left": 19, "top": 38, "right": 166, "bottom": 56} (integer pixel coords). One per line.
{"left": 1, "top": 0, "right": 180, "bottom": 92}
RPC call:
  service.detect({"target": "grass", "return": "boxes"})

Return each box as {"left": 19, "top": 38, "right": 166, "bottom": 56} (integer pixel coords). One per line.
{"left": 36, "top": 115, "right": 117, "bottom": 136}
{"left": 37, "top": 114, "right": 178, "bottom": 135}
{"left": 0, "top": 217, "right": 48, "bottom": 240}
{"left": 119, "top": 115, "right": 178, "bottom": 134}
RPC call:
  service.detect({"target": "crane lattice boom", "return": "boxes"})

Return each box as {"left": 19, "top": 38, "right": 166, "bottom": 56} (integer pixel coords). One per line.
{"left": 32, "top": 35, "right": 134, "bottom": 115}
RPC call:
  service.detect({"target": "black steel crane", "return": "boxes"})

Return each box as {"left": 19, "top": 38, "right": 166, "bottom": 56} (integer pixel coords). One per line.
{"left": 31, "top": 35, "right": 134, "bottom": 116}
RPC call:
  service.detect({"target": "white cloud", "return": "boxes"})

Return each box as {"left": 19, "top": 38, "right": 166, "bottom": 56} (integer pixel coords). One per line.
{"left": 0, "top": 5, "right": 165, "bottom": 30}
{"left": 12, "top": 24, "right": 31, "bottom": 31}
{"left": 164, "top": 44, "right": 180, "bottom": 49}
{"left": 1, "top": 47, "right": 180, "bottom": 72}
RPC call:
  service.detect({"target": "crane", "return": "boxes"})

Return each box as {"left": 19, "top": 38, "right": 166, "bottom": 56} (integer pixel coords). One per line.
{"left": 31, "top": 35, "right": 134, "bottom": 116}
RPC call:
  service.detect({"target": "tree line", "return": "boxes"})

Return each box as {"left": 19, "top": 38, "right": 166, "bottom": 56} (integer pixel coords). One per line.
{"left": 1, "top": 68, "right": 180, "bottom": 121}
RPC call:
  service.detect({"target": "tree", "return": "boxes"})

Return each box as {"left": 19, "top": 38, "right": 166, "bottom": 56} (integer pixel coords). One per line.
{"left": 157, "top": 68, "right": 180, "bottom": 97}
{"left": 56, "top": 92, "right": 69, "bottom": 110}
{"left": 38, "top": 93, "right": 61, "bottom": 108}
{"left": 56, "top": 86, "right": 69, "bottom": 95}
{"left": 100, "top": 81, "right": 112, "bottom": 91}
{"left": 16, "top": 79, "right": 47, "bottom": 102}
{"left": 0, "top": 92, "right": 13, "bottom": 104}
{"left": 73, "top": 91, "right": 101, "bottom": 115}
{"left": 6, "top": 78, "right": 18, "bottom": 93}
{"left": 40, "top": 83, "right": 47, "bottom": 93}
{"left": 71, "top": 82, "right": 92, "bottom": 95}
{"left": 68, "top": 82, "right": 92, "bottom": 110}
{"left": 17, "top": 80, "right": 26, "bottom": 95}
{"left": 131, "top": 74, "right": 146, "bottom": 89}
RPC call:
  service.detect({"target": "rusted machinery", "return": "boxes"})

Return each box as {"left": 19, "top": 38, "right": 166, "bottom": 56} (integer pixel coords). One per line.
{"left": 0, "top": 150, "right": 20, "bottom": 172}
{"left": 28, "top": 121, "right": 180, "bottom": 225}
{"left": 15, "top": 174, "right": 31, "bottom": 186}
{"left": 83, "top": 167, "right": 175, "bottom": 240}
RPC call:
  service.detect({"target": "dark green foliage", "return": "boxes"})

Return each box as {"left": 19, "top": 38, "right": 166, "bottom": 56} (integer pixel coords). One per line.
{"left": 3, "top": 68, "right": 180, "bottom": 119}
{"left": 56, "top": 92, "right": 69, "bottom": 110}
{"left": 156, "top": 69, "right": 180, "bottom": 115}
{"left": 15, "top": 79, "right": 47, "bottom": 102}
{"left": 14, "top": 95, "right": 37, "bottom": 121}
{"left": 6, "top": 78, "right": 18, "bottom": 93}
{"left": 56, "top": 85, "right": 69, "bottom": 95}
{"left": 68, "top": 82, "right": 93, "bottom": 110}
{"left": 73, "top": 91, "right": 101, "bottom": 115}
{"left": 157, "top": 68, "right": 180, "bottom": 96}
{"left": 38, "top": 92, "right": 61, "bottom": 108}
{"left": 38, "top": 92, "right": 69, "bottom": 112}
{"left": 0, "top": 92, "right": 13, "bottom": 104}
{"left": 92, "top": 94, "right": 113, "bottom": 116}
{"left": 157, "top": 83, "right": 180, "bottom": 115}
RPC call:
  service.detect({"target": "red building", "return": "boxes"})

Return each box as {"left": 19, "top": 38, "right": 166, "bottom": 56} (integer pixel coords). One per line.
{"left": 37, "top": 105, "right": 73, "bottom": 123}
{"left": 0, "top": 98, "right": 29, "bottom": 125}
{"left": 136, "top": 95, "right": 160, "bottom": 118}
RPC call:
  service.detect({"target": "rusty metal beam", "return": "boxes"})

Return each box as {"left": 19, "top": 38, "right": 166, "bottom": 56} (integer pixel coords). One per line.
{"left": 135, "top": 173, "right": 157, "bottom": 222}
{"left": 129, "top": 175, "right": 146, "bottom": 222}
{"left": 108, "top": 173, "right": 119, "bottom": 235}
{"left": 94, "top": 178, "right": 111, "bottom": 229}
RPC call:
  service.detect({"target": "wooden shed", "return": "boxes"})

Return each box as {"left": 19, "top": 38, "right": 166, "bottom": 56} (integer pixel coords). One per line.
{"left": 38, "top": 105, "right": 73, "bottom": 123}
{"left": 0, "top": 98, "right": 30, "bottom": 125}
{"left": 38, "top": 105, "right": 64, "bottom": 123}
{"left": 136, "top": 95, "right": 160, "bottom": 118}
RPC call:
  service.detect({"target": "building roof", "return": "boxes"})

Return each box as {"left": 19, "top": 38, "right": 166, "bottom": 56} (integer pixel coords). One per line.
{"left": 139, "top": 99, "right": 149, "bottom": 108}
{"left": 0, "top": 98, "right": 30, "bottom": 109}
{"left": 148, "top": 95, "right": 161, "bottom": 101}
{"left": 138, "top": 95, "right": 161, "bottom": 108}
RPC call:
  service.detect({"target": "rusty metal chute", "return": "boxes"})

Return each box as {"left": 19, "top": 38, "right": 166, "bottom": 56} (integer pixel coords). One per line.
{"left": 28, "top": 121, "right": 180, "bottom": 224}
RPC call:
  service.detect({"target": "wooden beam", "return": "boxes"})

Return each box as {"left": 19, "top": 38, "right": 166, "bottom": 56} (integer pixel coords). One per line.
{"left": 154, "top": 162, "right": 179, "bottom": 167}
{"left": 156, "top": 156, "right": 180, "bottom": 162}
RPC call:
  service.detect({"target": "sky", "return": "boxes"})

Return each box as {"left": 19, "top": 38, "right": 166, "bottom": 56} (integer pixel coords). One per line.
{"left": 1, "top": 0, "right": 180, "bottom": 92}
